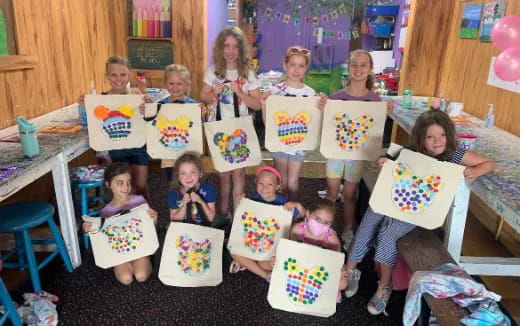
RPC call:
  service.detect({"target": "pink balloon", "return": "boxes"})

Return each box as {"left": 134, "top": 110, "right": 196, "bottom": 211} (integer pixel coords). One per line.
{"left": 494, "top": 46, "right": 520, "bottom": 81}
{"left": 491, "top": 15, "right": 520, "bottom": 50}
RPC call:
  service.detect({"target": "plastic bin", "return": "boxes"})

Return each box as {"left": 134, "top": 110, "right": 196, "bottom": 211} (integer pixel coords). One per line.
{"left": 374, "top": 23, "right": 393, "bottom": 36}
{"left": 366, "top": 4, "right": 399, "bottom": 16}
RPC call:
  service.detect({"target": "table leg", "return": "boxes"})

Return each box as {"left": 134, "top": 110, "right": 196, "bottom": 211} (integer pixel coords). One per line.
{"left": 444, "top": 180, "right": 471, "bottom": 262}
{"left": 51, "top": 152, "right": 82, "bottom": 268}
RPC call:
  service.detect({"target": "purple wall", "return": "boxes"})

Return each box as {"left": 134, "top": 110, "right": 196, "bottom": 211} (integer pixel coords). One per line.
{"left": 256, "top": 1, "right": 352, "bottom": 72}
{"left": 207, "top": 1, "right": 228, "bottom": 66}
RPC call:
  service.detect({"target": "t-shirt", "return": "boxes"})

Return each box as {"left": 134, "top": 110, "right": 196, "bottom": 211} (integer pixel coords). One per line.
{"left": 168, "top": 183, "right": 217, "bottom": 225}
{"left": 158, "top": 96, "right": 197, "bottom": 104}
{"left": 204, "top": 66, "right": 260, "bottom": 121}
{"left": 100, "top": 195, "right": 147, "bottom": 218}
{"left": 329, "top": 89, "right": 382, "bottom": 102}
{"left": 249, "top": 192, "right": 299, "bottom": 219}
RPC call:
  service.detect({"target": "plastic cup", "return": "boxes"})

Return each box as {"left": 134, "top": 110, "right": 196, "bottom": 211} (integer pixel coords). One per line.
{"left": 448, "top": 102, "right": 464, "bottom": 117}
{"left": 457, "top": 133, "right": 477, "bottom": 150}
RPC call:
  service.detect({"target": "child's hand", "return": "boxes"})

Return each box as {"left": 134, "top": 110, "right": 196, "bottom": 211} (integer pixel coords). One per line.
{"left": 78, "top": 95, "right": 86, "bottom": 107}
{"left": 463, "top": 167, "right": 479, "bottom": 181}
{"left": 147, "top": 208, "right": 158, "bottom": 223}
{"left": 139, "top": 103, "right": 146, "bottom": 116}
{"left": 82, "top": 221, "right": 93, "bottom": 233}
{"left": 213, "top": 82, "right": 225, "bottom": 96}
{"left": 189, "top": 191, "right": 203, "bottom": 204}
{"left": 235, "top": 193, "right": 245, "bottom": 203}
{"left": 376, "top": 157, "right": 388, "bottom": 168}
{"left": 229, "top": 81, "right": 242, "bottom": 95}
{"left": 317, "top": 93, "right": 328, "bottom": 111}
{"left": 200, "top": 103, "right": 208, "bottom": 119}
{"left": 341, "top": 264, "right": 348, "bottom": 278}
{"left": 386, "top": 100, "right": 395, "bottom": 114}
{"left": 182, "top": 193, "right": 191, "bottom": 205}
{"left": 260, "top": 91, "right": 271, "bottom": 107}
{"left": 143, "top": 95, "right": 153, "bottom": 103}
{"left": 270, "top": 256, "right": 277, "bottom": 269}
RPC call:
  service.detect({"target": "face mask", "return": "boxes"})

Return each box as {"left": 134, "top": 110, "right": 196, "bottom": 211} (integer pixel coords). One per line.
{"left": 307, "top": 218, "right": 330, "bottom": 237}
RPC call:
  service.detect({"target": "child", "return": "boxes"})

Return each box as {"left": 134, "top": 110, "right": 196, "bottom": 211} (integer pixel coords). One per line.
{"left": 322, "top": 50, "right": 394, "bottom": 251}
{"left": 82, "top": 162, "right": 158, "bottom": 285}
{"left": 260, "top": 45, "right": 317, "bottom": 201}
{"left": 168, "top": 153, "right": 217, "bottom": 226}
{"left": 80, "top": 56, "right": 150, "bottom": 200}
{"left": 200, "top": 26, "right": 262, "bottom": 219}
{"left": 344, "top": 109, "right": 495, "bottom": 315}
{"left": 229, "top": 165, "right": 304, "bottom": 281}
{"left": 289, "top": 198, "right": 348, "bottom": 302}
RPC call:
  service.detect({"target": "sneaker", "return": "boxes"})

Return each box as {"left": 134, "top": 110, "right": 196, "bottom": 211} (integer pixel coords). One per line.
{"left": 229, "top": 261, "right": 246, "bottom": 274}
{"left": 344, "top": 268, "right": 361, "bottom": 298}
{"left": 341, "top": 230, "right": 355, "bottom": 252}
{"left": 367, "top": 282, "right": 392, "bottom": 316}
{"left": 212, "top": 213, "right": 232, "bottom": 229}
{"left": 336, "top": 291, "right": 343, "bottom": 303}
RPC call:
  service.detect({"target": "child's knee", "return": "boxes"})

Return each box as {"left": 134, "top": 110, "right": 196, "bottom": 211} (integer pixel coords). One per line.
{"left": 134, "top": 270, "right": 151, "bottom": 283}
{"left": 116, "top": 272, "right": 134, "bottom": 285}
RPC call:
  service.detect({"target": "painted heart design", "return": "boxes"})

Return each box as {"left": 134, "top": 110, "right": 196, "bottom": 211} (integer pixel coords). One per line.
{"left": 152, "top": 115, "right": 193, "bottom": 150}
{"left": 176, "top": 235, "right": 212, "bottom": 276}
{"left": 241, "top": 212, "right": 280, "bottom": 253}
{"left": 274, "top": 110, "right": 311, "bottom": 145}
{"left": 392, "top": 162, "right": 441, "bottom": 213}
{"left": 94, "top": 105, "right": 134, "bottom": 140}
{"left": 101, "top": 217, "right": 143, "bottom": 253}
{"left": 213, "top": 129, "right": 250, "bottom": 164}
{"left": 333, "top": 113, "right": 373, "bottom": 150}
{"left": 284, "top": 258, "right": 328, "bottom": 304}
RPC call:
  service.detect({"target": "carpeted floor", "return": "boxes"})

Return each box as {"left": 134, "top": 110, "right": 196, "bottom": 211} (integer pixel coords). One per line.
{"left": 23, "top": 172, "right": 407, "bottom": 325}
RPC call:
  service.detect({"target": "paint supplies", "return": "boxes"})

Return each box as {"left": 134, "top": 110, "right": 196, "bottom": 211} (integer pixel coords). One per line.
{"left": 78, "top": 81, "right": 96, "bottom": 127}
{"left": 16, "top": 116, "right": 39, "bottom": 158}
{"left": 457, "top": 133, "right": 478, "bottom": 150}
{"left": 485, "top": 104, "right": 495, "bottom": 128}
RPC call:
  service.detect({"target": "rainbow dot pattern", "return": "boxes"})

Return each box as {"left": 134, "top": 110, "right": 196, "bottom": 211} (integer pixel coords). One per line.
{"left": 241, "top": 212, "right": 280, "bottom": 253}
{"left": 176, "top": 235, "right": 212, "bottom": 276}
{"left": 274, "top": 111, "right": 311, "bottom": 146}
{"left": 333, "top": 113, "right": 374, "bottom": 150}
{"left": 284, "top": 258, "right": 328, "bottom": 305}
{"left": 101, "top": 217, "right": 143, "bottom": 253}
{"left": 392, "top": 162, "right": 442, "bottom": 213}
{"left": 152, "top": 115, "right": 193, "bottom": 150}
{"left": 94, "top": 105, "right": 134, "bottom": 140}
{"left": 213, "top": 129, "right": 250, "bottom": 164}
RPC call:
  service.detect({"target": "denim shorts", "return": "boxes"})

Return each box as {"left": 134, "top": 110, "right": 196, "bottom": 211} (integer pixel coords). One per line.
{"left": 109, "top": 146, "right": 149, "bottom": 165}
{"left": 326, "top": 159, "right": 366, "bottom": 183}
{"left": 271, "top": 151, "right": 305, "bottom": 162}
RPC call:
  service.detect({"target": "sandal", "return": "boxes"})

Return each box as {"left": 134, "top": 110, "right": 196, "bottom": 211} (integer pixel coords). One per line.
{"left": 344, "top": 268, "right": 361, "bottom": 298}
{"left": 229, "top": 260, "right": 246, "bottom": 274}
{"left": 367, "top": 282, "right": 392, "bottom": 316}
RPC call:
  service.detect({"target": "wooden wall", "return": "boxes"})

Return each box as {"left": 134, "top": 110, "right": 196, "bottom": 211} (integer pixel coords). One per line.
{"left": 399, "top": 0, "right": 520, "bottom": 136}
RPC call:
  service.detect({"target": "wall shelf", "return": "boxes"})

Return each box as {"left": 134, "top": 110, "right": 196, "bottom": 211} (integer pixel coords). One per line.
{"left": 0, "top": 55, "right": 38, "bottom": 72}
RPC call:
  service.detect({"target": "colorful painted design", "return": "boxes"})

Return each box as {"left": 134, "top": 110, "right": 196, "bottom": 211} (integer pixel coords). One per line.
{"left": 284, "top": 258, "right": 328, "bottom": 304}
{"left": 213, "top": 129, "right": 250, "bottom": 164}
{"left": 101, "top": 217, "right": 143, "bottom": 253}
{"left": 333, "top": 113, "right": 373, "bottom": 150}
{"left": 241, "top": 212, "right": 280, "bottom": 253}
{"left": 274, "top": 111, "right": 311, "bottom": 146}
{"left": 176, "top": 235, "right": 212, "bottom": 276}
{"left": 94, "top": 105, "right": 134, "bottom": 140}
{"left": 152, "top": 115, "right": 193, "bottom": 150}
{"left": 392, "top": 163, "right": 441, "bottom": 213}
{"left": 0, "top": 165, "right": 22, "bottom": 182}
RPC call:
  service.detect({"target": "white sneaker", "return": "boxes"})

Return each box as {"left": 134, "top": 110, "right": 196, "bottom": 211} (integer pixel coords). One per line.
{"left": 341, "top": 230, "right": 354, "bottom": 252}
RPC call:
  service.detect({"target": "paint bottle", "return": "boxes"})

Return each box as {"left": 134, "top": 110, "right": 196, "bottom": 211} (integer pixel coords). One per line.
{"left": 484, "top": 104, "right": 495, "bottom": 128}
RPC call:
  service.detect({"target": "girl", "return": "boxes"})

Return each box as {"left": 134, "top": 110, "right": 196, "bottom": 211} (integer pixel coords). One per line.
{"left": 200, "top": 26, "right": 262, "bottom": 219}
{"left": 322, "top": 50, "right": 394, "bottom": 252}
{"left": 260, "top": 45, "right": 317, "bottom": 201}
{"left": 82, "top": 162, "right": 158, "bottom": 285}
{"left": 168, "top": 153, "right": 217, "bottom": 226}
{"left": 80, "top": 56, "right": 150, "bottom": 200}
{"left": 229, "top": 165, "right": 304, "bottom": 281}
{"left": 344, "top": 109, "right": 495, "bottom": 315}
{"left": 289, "top": 198, "right": 348, "bottom": 302}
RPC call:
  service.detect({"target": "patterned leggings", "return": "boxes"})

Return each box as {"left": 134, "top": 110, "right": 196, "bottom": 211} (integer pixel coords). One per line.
{"left": 348, "top": 207, "right": 416, "bottom": 266}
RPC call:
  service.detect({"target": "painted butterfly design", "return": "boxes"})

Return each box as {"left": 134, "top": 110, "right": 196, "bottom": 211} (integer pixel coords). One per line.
{"left": 274, "top": 111, "right": 311, "bottom": 146}
{"left": 284, "top": 258, "right": 328, "bottom": 304}
{"left": 152, "top": 115, "right": 193, "bottom": 150}
{"left": 333, "top": 113, "right": 373, "bottom": 150}
{"left": 176, "top": 235, "right": 212, "bottom": 276}
{"left": 241, "top": 212, "right": 280, "bottom": 253}
{"left": 101, "top": 217, "right": 143, "bottom": 253}
{"left": 213, "top": 129, "right": 250, "bottom": 164}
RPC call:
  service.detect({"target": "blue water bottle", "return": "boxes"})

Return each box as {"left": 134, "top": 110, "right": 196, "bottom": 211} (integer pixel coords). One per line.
{"left": 78, "top": 81, "right": 96, "bottom": 128}
{"left": 16, "top": 116, "right": 40, "bottom": 158}
{"left": 403, "top": 89, "right": 413, "bottom": 109}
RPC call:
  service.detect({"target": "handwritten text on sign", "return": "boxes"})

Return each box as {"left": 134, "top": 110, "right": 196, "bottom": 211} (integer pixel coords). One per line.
{"left": 127, "top": 40, "right": 173, "bottom": 70}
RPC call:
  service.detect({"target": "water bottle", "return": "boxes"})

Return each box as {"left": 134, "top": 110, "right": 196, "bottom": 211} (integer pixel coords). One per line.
{"left": 403, "top": 89, "right": 413, "bottom": 109}
{"left": 78, "top": 81, "right": 96, "bottom": 127}
{"left": 484, "top": 104, "right": 495, "bottom": 128}
{"left": 16, "top": 116, "right": 39, "bottom": 158}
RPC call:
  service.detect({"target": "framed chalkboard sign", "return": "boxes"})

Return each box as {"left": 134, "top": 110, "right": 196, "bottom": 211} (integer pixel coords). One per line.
{"left": 127, "top": 40, "right": 173, "bottom": 70}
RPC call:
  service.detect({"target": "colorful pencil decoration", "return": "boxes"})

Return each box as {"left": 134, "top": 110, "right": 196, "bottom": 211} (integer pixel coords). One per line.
{"left": 132, "top": 0, "right": 171, "bottom": 38}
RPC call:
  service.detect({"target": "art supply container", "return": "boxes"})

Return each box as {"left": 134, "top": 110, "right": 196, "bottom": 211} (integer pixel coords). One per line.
{"left": 457, "top": 133, "right": 477, "bottom": 151}
{"left": 16, "top": 116, "right": 40, "bottom": 158}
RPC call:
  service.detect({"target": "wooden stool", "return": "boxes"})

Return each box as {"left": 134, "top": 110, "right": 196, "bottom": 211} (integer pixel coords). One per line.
{"left": 0, "top": 202, "right": 73, "bottom": 291}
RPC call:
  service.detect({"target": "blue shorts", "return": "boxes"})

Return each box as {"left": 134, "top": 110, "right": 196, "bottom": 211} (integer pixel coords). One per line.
{"left": 109, "top": 146, "right": 149, "bottom": 166}
{"left": 271, "top": 151, "right": 305, "bottom": 162}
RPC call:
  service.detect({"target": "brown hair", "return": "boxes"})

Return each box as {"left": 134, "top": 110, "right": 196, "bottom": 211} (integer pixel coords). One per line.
{"left": 172, "top": 152, "right": 203, "bottom": 190}
{"left": 212, "top": 26, "right": 254, "bottom": 80}
{"left": 410, "top": 109, "right": 458, "bottom": 161}
{"left": 164, "top": 64, "right": 192, "bottom": 96}
{"left": 307, "top": 198, "right": 336, "bottom": 217}
{"left": 103, "top": 162, "right": 132, "bottom": 197}
{"left": 346, "top": 49, "right": 375, "bottom": 90}
{"left": 105, "top": 56, "right": 131, "bottom": 73}
{"left": 283, "top": 45, "right": 311, "bottom": 66}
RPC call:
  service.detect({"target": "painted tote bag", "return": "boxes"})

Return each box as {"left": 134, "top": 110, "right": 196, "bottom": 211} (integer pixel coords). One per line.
{"left": 265, "top": 96, "right": 322, "bottom": 152}
{"left": 369, "top": 149, "right": 465, "bottom": 229}
{"left": 84, "top": 204, "right": 159, "bottom": 269}
{"left": 145, "top": 103, "right": 203, "bottom": 159}
{"left": 227, "top": 198, "right": 293, "bottom": 261}
{"left": 320, "top": 100, "right": 386, "bottom": 161}
{"left": 85, "top": 94, "right": 146, "bottom": 151}
{"left": 267, "top": 239, "right": 345, "bottom": 317}
{"left": 159, "top": 222, "right": 224, "bottom": 287}
{"left": 204, "top": 116, "right": 262, "bottom": 172}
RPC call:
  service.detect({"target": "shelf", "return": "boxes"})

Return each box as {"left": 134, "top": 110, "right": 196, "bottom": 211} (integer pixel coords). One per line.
{"left": 0, "top": 55, "right": 38, "bottom": 72}
{"left": 374, "top": 35, "right": 393, "bottom": 38}
{"left": 127, "top": 37, "right": 172, "bottom": 41}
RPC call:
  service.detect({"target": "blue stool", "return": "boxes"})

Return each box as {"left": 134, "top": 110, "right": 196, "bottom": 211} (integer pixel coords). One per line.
{"left": 71, "top": 181, "right": 105, "bottom": 248}
{"left": 0, "top": 276, "right": 22, "bottom": 326}
{"left": 0, "top": 202, "right": 73, "bottom": 292}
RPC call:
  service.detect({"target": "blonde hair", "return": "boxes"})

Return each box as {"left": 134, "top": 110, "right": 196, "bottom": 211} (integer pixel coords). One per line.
{"left": 346, "top": 49, "right": 375, "bottom": 90}
{"left": 105, "top": 56, "right": 131, "bottom": 73}
{"left": 164, "top": 64, "right": 192, "bottom": 96}
{"left": 212, "top": 26, "right": 254, "bottom": 80}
